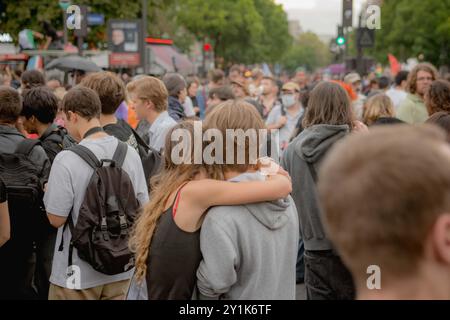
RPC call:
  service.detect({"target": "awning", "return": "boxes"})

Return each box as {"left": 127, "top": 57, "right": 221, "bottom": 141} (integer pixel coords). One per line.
{"left": 148, "top": 44, "right": 194, "bottom": 75}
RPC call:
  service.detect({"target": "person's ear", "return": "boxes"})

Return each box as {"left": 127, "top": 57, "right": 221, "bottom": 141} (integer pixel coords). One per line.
{"left": 144, "top": 100, "right": 155, "bottom": 111}
{"left": 431, "top": 213, "right": 450, "bottom": 264}
{"left": 67, "top": 111, "right": 76, "bottom": 122}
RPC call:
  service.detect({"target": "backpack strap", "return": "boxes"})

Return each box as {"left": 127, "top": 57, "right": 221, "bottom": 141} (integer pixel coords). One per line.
{"left": 39, "top": 124, "right": 59, "bottom": 142}
{"left": 68, "top": 145, "right": 102, "bottom": 169}
{"left": 15, "top": 139, "right": 41, "bottom": 156}
{"left": 112, "top": 141, "right": 128, "bottom": 168}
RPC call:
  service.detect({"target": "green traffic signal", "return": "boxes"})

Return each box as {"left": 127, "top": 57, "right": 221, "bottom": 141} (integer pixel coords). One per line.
{"left": 336, "top": 36, "right": 346, "bottom": 45}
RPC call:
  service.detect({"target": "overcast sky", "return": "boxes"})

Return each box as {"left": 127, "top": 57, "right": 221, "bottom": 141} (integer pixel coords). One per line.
{"left": 275, "top": 0, "right": 365, "bottom": 36}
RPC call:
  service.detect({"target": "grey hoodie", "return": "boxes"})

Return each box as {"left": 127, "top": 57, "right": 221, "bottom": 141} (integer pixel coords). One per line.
{"left": 196, "top": 172, "right": 299, "bottom": 300}
{"left": 281, "top": 124, "right": 349, "bottom": 251}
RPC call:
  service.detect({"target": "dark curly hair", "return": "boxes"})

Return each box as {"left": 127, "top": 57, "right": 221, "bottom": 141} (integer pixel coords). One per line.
{"left": 426, "top": 80, "right": 450, "bottom": 116}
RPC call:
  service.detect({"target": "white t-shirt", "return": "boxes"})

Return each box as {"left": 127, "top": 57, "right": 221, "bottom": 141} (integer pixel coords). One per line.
{"left": 148, "top": 111, "right": 177, "bottom": 152}
{"left": 183, "top": 96, "right": 196, "bottom": 117}
{"left": 44, "top": 136, "right": 149, "bottom": 290}
{"left": 386, "top": 88, "right": 407, "bottom": 110}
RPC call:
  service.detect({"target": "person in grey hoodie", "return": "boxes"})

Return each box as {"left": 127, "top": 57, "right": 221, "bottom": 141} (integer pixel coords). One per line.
{"left": 196, "top": 100, "right": 299, "bottom": 300}
{"left": 282, "top": 81, "right": 365, "bottom": 300}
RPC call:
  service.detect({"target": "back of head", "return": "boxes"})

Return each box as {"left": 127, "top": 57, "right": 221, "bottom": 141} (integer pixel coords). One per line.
{"left": 208, "top": 69, "right": 225, "bottom": 85}
{"left": 61, "top": 85, "right": 101, "bottom": 121}
{"left": 407, "top": 63, "right": 439, "bottom": 95}
{"left": 80, "top": 71, "right": 126, "bottom": 115}
{"left": 427, "top": 80, "right": 450, "bottom": 115}
{"left": 318, "top": 124, "right": 450, "bottom": 285}
{"left": 203, "top": 99, "right": 265, "bottom": 174}
{"left": 162, "top": 73, "right": 187, "bottom": 98}
{"left": 363, "top": 93, "right": 395, "bottom": 126}
{"left": 378, "top": 76, "right": 391, "bottom": 90}
{"left": 126, "top": 76, "right": 168, "bottom": 113}
{"left": 209, "top": 86, "right": 235, "bottom": 101}
{"left": 0, "top": 86, "right": 22, "bottom": 124}
{"left": 22, "top": 86, "right": 59, "bottom": 124}
{"left": 302, "top": 81, "right": 353, "bottom": 129}
{"left": 426, "top": 111, "right": 450, "bottom": 141}
{"left": 395, "top": 71, "right": 409, "bottom": 87}
{"left": 21, "top": 70, "right": 45, "bottom": 89}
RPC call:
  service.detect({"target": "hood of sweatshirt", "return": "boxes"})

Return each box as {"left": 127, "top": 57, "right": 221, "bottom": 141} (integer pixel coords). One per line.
{"left": 294, "top": 124, "right": 350, "bottom": 164}
{"left": 229, "top": 172, "right": 292, "bottom": 231}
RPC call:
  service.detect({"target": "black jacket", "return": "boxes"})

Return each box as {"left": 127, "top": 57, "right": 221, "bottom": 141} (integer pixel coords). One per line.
{"left": 168, "top": 96, "right": 186, "bottom": 122}
{"left": 0, "top": 125, "right": 50, "bottom": 185}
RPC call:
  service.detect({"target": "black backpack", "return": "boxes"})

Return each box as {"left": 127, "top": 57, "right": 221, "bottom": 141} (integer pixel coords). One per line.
{"left": 104, "top": 120, "right": 163, "bottom": 188}
{"left": 0, "top": 140, "right": 48, "bottom": 245}
{"left": 40, "top": 124, "right": 77, "bottom": 163}
{"left": 58, "top": 141, "right": 140, "bottom": 275}
{"left": 131, "top": 128, "right": 163, "bottom": 188}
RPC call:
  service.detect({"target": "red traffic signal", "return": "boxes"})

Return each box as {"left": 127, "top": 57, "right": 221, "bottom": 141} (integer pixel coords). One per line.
{"left": 203, "top": 43, "right": 212, "bottom": 52}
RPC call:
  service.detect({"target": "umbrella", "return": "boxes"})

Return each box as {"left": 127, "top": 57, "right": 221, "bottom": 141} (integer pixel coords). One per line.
{"left": 45, "top": 55, "right": 102, "bottom": 73}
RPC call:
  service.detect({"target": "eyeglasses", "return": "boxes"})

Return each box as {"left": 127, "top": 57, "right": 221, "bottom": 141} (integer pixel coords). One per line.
{"left": 417, "top": 77, "right": 433, "bottom": 82}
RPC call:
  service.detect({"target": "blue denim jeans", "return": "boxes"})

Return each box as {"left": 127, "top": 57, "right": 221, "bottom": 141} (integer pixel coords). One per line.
{"left": 296, "top": 239, "right": 305, "bottom": 283}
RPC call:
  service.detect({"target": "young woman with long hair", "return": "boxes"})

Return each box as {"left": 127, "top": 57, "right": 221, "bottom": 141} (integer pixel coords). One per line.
{"left": 128, "top": 119, "right": 291, "bottom": 300}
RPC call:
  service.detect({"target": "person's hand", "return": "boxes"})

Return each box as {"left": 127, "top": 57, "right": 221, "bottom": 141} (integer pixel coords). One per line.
{"left": 352, "top": 120, "right": 369, "bottom": 133}
{"left": 259, "top": 157, "right": 292, "bottom": 182}
{"left": 277, "top": 116, "right": 287, "bottom": 129}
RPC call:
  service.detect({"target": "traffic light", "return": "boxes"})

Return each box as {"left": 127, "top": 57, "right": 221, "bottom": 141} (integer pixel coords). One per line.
{"left": 203, "top": 43, "right": 212, "bottom": 52}
{"left": 342, "top": 0, "right": 353, "bottom": 28}
{"left": 336, "top": 36, "right": 346, "bottom": 46}
{"left": 336, "top": 26, "right": 346, "bottom": 46}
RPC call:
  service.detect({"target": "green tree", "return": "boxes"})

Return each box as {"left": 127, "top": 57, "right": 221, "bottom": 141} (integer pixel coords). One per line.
{"left": 0, "top": 0, "right": 180, "bottom": 49}
{"left": 177, "top": 0, "right": 265, "bottom": 65}
{"left": 252, "top": 0, "right": 292, "bottom": 63}
{"left": 372, "top": 0, "right": 450, "bottom": 67}
{"left": 282, "top": 32, "right": 331, "bottom": 72}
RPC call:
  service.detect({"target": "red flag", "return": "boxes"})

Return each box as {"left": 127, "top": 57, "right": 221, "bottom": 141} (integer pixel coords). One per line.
{"left": 388, "top": 54, "right": 401, "bottom": 76}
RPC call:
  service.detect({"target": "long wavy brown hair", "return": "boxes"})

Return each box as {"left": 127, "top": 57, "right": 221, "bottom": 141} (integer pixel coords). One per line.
{"left": 302, "top": 81, "right": 354, "bottom": 129}
{"left": 129, "top": 120, "right": 222, "bottom": 282}
{"left": 426, "top": 80, "right": 450, "bottom": 116}
{"left": 406, "top": 63, "right": 439, "bottom": 95}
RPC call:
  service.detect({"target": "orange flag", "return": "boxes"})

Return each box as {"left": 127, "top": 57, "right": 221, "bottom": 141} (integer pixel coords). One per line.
{"left": 388, "top": 54, "right": 401, "bottom": 76}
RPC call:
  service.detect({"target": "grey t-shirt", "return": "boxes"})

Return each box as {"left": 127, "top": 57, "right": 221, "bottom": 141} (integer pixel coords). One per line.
{"left": 44, "top": 136, "right": 149, "bottom": 290}
{"left": 266, "top": 105, "right": 303, "bottom": 152}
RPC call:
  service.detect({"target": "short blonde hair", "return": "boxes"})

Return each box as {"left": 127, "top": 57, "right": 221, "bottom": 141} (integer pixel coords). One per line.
{"left": 126, "top": 76, "right": 168, "bottom": 112}
{"left": 363, "top": 94, "right": 395, "bottom": 126}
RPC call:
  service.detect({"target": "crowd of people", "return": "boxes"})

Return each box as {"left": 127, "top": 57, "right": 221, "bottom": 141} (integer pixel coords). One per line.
{"left": 0, "top": 61, "right": 450, "bottom": 300}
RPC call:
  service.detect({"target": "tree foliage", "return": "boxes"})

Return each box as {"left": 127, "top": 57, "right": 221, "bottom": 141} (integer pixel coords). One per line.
{"left": 0, "top": 0, "right": 292, "bottom": 65}
{"left": 281, "top": 32, "right": 331, "bottom": 72}
{"left": 372, "top": 0, "right": 450, "bottom": 67}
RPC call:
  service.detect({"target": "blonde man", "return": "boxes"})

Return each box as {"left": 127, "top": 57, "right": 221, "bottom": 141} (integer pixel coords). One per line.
{"left": 126, "top": 76, "right": 176, "bottom": 152}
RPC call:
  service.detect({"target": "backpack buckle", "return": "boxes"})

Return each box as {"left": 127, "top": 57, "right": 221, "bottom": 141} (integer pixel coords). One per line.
{"left": 100, "top": 216, "right": 108, "bottom": 232}
{"left": 119, "top": 214, "right": 128, "bottom": 236}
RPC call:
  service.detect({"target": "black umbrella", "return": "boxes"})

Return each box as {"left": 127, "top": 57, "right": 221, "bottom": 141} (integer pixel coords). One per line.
{"left": 45, "top": 55, "right": 102, "bottom": 72}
